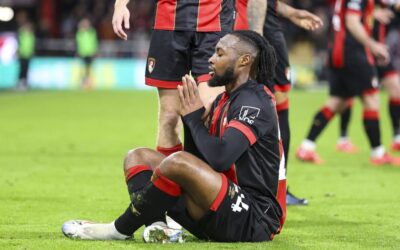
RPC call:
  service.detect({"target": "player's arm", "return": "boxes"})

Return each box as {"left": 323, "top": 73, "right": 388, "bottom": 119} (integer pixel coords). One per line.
{"left": 183, "top": 108, "right": 251, "bottom": 172}
{"left": 345, "top": 10, "right": 389, "bottom": 65}
{"left": 373, "top": 6, "right": 394, "bottom": 25}
{"left": 277, "top": 1, "right": 323, "bottom": 31}
{"left": 247, "top": 0, "right": 267, "bottom": 35}
{"left": 112, "top": 0, "right": 130, "bottom": 40}
{"left": 178, "top": 75, "right": 251, "bottom": 171}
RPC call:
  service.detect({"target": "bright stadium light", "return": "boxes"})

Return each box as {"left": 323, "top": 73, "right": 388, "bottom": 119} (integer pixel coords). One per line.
{"left": 0, "top": 6, "right": 14, "bottom": 22}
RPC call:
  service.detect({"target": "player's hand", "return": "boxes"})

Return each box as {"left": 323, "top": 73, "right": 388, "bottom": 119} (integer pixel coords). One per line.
{"left": 112, "top": 1, "right": 130, "bottom": 40}
{"left": 178, "top": 75, "right": 204, "bottom": 117}
{"left": 370, "top": 41, "right": 390, "bottom": 66}
{"left": 289, "top": 10, "right": 323, "bottom": 31}
{"left": 373, "top": 8, "right": 394, "bottom": 25}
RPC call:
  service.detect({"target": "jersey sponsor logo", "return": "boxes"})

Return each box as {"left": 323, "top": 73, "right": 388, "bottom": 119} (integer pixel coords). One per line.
{"left": 230, "top": 184, "right": 249, "bottom": 213}
{"left": 238, "top": 106, "right": 260, "bottom": 125}
{"left": 147, "top": 58, "right": 156, "bottom": 74}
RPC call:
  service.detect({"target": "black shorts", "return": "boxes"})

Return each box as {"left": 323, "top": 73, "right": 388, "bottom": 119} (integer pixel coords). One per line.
{"left": 264, "top": 31, "right": 291, "bottom": 92}
{"left": 329, "top": 58, "right": 378, "bottom": 98}
{"left": 377, "top": 60, "right": 397, "bottom": 80}
{"left": 168, "top": 174, "right": 281, "bottom": 242}
{"left": 145, "top": 30, "right": 225, "bottom": 89}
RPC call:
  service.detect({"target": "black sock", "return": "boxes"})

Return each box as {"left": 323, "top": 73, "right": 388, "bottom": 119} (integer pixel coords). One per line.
{"left": 278, "top": 108, "right": 290, "bottom": 169}
{"left": 340, "top": 100, "right": 353, "bottom": 137}
{"left": 363, "top": 110, "right": 381, "bottom": 148}
{"left": 306, "top": 106, "right": 334, "bottom": 141}
{"left": 115, "top": 168, "right": 181, "bottom": 235}
{"left": 124, "top": 165, "right": 166, "bottom": 226}
{"left": 389, "top": 98, "right": 400, "bottom": 136}
{"left": 125, "top": 165, "right": 153, "bottom": 198}
{"left": 114, "top": 205, "right": 142, "bottom": 236}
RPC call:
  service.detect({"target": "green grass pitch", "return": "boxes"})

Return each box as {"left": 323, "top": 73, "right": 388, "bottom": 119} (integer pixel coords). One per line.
{"left": 0, "top": 90, "right": 399, "bottom": 249}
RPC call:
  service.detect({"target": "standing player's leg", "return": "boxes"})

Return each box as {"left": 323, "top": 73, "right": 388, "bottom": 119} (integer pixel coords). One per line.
{"left": 336, "top": 98, "right": 358, "bottom": 153}
{"left": 144, "top": 30, "right": 191, "bottom": 155}
{"left": 296, "top": 96, "right": 347, "bottom": 163}
{"left": 380, "top": 71, "right": 400, "bottom": 151}
{"left": 156, "top": 89, "right": 183, "bottom": 155}
{"left": 268, "top": 32, "right": 307, "bottom": 205}
{"left": 361, "top": 86, "right": 400, "bottom": 165}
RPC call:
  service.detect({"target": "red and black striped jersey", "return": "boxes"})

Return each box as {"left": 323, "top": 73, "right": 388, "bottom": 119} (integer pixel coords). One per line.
{"left": 152, "top": 0, "right": 235, "bottom": 32}
{"left": 234, "top": 0, "right": 248, "bottom": 30}
{"left": 203, "top": 80, "right": 286, "bottom": 230}
{"left": 330, "top": 0, "right": 375, "bottom": 68}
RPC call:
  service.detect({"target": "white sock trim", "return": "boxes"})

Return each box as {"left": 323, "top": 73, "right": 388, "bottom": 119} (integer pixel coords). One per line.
{"left": 371, "top": 145, "right": 385, "bottom": 158}
{"left": 302, "top": 139, "right": 316, "bottom": 151}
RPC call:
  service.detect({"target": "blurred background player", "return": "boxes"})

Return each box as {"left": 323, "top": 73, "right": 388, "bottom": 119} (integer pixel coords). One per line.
{"left": 336, "top": 0, "right": 400, "bottom": 153}
{"left": 76, "top": 18, "right": 98, "bottom": 89}
{"left": 16, "top": 11, "right": 35, "bottom": 91}
{"left": 296, "top": 0, "right": 400, "bottom": 166}
{"left": 246, "top": 0, "right": 323, "bottom": 205}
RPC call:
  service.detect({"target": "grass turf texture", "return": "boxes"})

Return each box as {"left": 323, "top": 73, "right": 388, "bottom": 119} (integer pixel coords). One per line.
{"left": 0, "top": 90, "right": 399, "bottom": 250}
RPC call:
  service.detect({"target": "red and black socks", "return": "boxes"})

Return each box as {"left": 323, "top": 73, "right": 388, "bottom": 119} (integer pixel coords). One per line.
{"left": 306, "top": 106, "right": 335, "bottom": 141}
{"left": 363, "top": 110, "right": 381, "bottom": 148}
{"left": 115, "top": 168, "right": 181, "bottom": 236}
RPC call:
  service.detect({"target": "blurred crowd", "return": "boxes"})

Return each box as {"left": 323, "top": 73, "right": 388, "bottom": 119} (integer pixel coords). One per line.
{"left": 2, "top": 0, "right": 400, "bottom": 85}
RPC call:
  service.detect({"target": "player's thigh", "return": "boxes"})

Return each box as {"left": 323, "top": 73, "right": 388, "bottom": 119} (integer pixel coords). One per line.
{"left": 145, "top": 30, "right": 191, "bottom": 88}
{"left": 325, "top": 96, "right": 347, "bottom": 113}
{"left": 266, "top": 32, "right": 292, "bottom": 93}
{"left": 361, "top": 92, "right": 380, "bottom": 110}
{"left": 381, "top": 70, "right": 400, "bottom": 99}
{"left": 196, "top": 180, "right": 279, "bottom": 242}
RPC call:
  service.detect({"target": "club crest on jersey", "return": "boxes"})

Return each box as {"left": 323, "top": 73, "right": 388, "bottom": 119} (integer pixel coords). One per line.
{"left": 239, "top": 106, "right": 260, "bottom": 125}
{"left": 147, "top": 58, "right": 156, "bottom": 74}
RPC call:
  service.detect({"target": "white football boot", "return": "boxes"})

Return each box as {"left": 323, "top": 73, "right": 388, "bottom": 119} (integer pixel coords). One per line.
{"left": 62, "top": 220, "right": 130, "bottom": 240}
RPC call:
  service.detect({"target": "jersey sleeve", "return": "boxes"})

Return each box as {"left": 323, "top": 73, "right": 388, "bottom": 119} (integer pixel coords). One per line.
{"left": 226, "top": 90, "right": 277, "bottom": 145}
{"left": 182, "top": 107, "right": 250, "bottom": 172}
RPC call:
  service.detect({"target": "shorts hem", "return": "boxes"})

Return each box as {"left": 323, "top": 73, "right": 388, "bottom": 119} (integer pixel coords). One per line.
{"left": 145, "top": 77, "right": 181, "bottom": 89}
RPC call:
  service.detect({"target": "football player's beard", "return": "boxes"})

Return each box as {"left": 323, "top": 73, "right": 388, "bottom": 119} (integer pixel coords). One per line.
{"left": 208, "top": 66, "right": 236, "bottom": 87}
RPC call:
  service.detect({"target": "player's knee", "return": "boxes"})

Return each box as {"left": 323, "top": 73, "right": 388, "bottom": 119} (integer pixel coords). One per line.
{"left": 362, "top": 94, "right": 379, "bottom": 110}
{"left": 159, "top": 151, "right": 191, "bottom": 176}
{"left": 388, "top": 84, "right": 400, "bottom": 99}
{"left": 123, "top": 148, "right": 150, "bottom": 172}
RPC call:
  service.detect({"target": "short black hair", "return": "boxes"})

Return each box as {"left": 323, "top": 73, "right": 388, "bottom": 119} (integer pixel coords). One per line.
{"left": 230, "top": 30, "right": 277, "bottom": 88}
